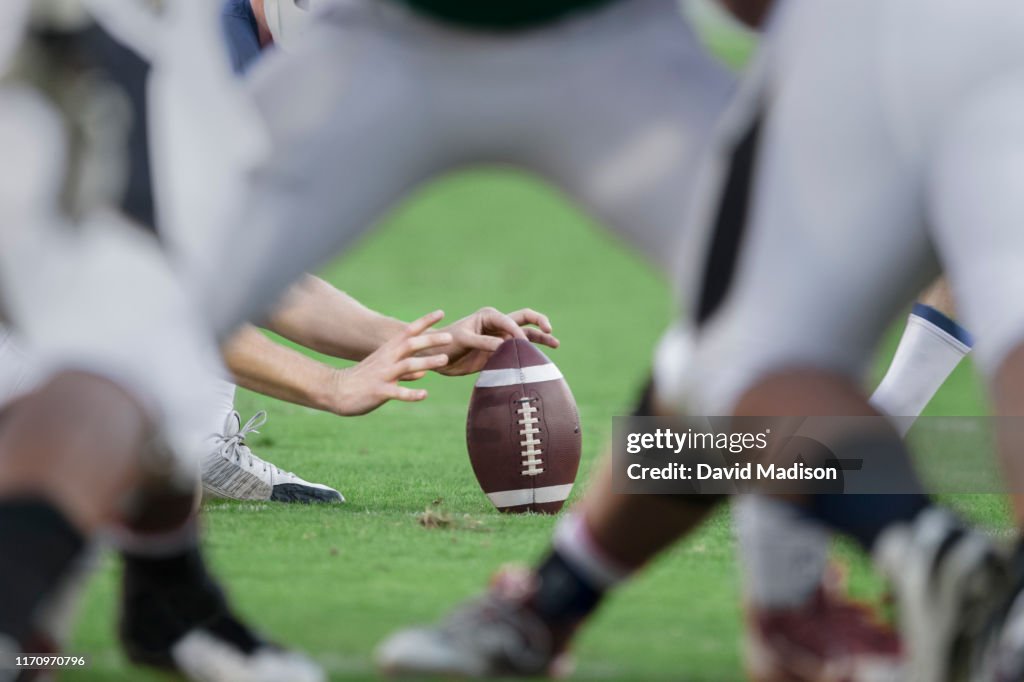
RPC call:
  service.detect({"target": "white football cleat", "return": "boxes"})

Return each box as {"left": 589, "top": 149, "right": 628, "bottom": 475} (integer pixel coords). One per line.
{"left": 874, "top": 508, "right": 1006, "bottom": 682}
{"left": 201, "top": 411, "right": 344, "bottom": 504}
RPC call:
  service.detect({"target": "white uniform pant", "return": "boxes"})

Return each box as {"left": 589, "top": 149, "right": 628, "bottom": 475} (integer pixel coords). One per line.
{"left": 683, "top": 0, "right": 1024, "bottom": 413}
{"left": 184, "top": 0, "right": 737, "bottom": 337}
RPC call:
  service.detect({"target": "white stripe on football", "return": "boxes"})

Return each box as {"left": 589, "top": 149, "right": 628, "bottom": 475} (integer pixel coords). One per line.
{"left": 474, "top": 364, "right": 564, "bottom": 388}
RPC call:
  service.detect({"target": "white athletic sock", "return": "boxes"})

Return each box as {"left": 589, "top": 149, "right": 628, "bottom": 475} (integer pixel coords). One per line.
{"left": 733, "top": 495, "right": 831, "bottom": 609}
{"left": 552, "top": 513, "right": 632, "bottom": 590}
{"left": 202, "top": 374, "right": 238, "bottom": 444}
{"left": 870, "top": 304, "right": 972, "bottom": 436}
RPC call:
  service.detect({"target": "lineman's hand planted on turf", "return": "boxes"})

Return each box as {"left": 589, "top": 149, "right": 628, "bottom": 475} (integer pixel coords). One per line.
{"left": 328, "top": 311, "right": 450, "bottom": 416}
{"left": 430, "top": 307, "right": 559, "bottom": 377}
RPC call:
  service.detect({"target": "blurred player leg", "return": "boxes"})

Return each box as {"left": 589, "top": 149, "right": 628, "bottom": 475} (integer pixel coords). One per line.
{"left": 734, "top": 280, "right": 971, "bottom": 655}
{"left": 526, "top": 0, "right": 734, "bottom": 281}
{"left": 692, "top": 1, "right": 1024, "bottom": 678}
{"left": 0, "top": 373, "right": 146, "bottom": 675}
{"left": 0, "top": 9, "right": 325, "bottom": 680}
{"left": 655, "top": 325, "right": 839, "bottom": 625}
{"left": 115, "top": 494, "right": 323, "bottom": 682}
{"left": 0, "top": 64, "right": 201, "bottom": 664}
{"left": 0, "top": 79, "right": 215, "bottom": 676}
{"left": 916, "top": 72, "right": 1024, "bottom": 679}
{"left": 734, "top": 278, "right": 974, "bottom": 630}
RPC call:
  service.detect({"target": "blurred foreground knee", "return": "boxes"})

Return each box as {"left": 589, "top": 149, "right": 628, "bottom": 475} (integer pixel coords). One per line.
{"left": 0, "top": 371, "right": 150, "bottom": 531}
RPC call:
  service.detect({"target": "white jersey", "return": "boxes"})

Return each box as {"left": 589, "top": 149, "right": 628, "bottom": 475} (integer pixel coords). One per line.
{"left": 682, "top": 0, "right": 1024, "bottom": 413}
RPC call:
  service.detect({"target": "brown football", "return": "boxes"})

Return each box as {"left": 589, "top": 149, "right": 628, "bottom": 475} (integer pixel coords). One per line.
{"left": 466, "top": 339, "right": 581, "bottom": 514}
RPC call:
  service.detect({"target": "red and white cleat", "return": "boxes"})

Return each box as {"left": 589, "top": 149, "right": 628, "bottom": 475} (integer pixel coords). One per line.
{"left": 744, "top": 588, "right": 903, "bottom": 682}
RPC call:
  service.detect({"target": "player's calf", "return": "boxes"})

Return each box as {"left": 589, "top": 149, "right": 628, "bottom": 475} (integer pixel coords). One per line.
{"left": 118, "top": 537, "right": 324, "bottom": 682}
{"left": 0, "top": 372, "right": 151, "bottom": 679}
{"left": 113, "top": 461, "right": 325, "bottom": 682}
{"left": 0, "top": 372, "right": 149, "bottom": 531}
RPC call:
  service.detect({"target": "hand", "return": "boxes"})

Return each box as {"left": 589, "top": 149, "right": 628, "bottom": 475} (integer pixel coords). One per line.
{"left": 430, "top": 307, "right": 559, "bottom": 377}
{"left": 323, "top": 310, "right": 451, "bottom": 416}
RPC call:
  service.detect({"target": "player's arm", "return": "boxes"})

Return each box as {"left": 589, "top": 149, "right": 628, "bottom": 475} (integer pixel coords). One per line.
{"left": 223, "top": 312, "right": 452, "bottom": 417}
{"left": 428, "top": 307, "right": 559, "bottom": 376}
{"left": 222, "top": 325, "right": 339, "bottom": 411}
{"left": 262, "top": 275, "right": 559, "bottom": 373}
{"left": 264, "top": 275, "right": 407, "bottom": 361}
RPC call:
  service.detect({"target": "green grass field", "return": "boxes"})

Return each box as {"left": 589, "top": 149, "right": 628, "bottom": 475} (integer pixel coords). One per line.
{"left": 59, "top": 169, "right": 1007, "bottom": 682}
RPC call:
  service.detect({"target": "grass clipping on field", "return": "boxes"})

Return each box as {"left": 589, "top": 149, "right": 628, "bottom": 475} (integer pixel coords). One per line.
{"left": 417, "top": 500, "right": 489, "bottom": 532}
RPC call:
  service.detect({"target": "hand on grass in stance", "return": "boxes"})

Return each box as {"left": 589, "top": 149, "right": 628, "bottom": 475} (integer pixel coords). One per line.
{"left": 431, "top": 307, "right": 559, "bottom": 377}
{"left": 327, "top": 311, "right": 451, "bottom": 416}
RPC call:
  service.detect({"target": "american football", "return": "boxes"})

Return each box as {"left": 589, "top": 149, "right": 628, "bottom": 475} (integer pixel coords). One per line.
{"left": 466, "top": 338, "right": 581, "bottom": 514}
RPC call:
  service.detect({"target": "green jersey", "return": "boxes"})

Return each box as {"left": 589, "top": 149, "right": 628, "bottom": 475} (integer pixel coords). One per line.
{"left": 389, "top": 0, "right": 621, "bottom": 31}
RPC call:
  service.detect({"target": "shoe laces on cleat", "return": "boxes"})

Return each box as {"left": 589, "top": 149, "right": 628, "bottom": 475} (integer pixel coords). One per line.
{"left": 214, "top": 411, "right": 287, "bottom": 477}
